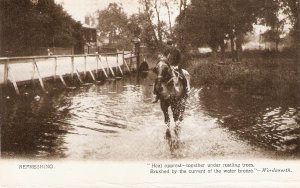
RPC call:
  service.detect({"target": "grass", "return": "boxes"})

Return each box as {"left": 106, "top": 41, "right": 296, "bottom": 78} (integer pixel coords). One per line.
{"left": 186, "top": 56, "right": 299, "bottom": 98}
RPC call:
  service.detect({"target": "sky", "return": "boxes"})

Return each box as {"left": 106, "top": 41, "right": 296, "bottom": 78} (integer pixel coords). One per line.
{"left": 54, "top": 0, "right": 291, "bottom": 50}
{"left": 55, "top": 0, "right": 179, "bottom": 26}
{"left": 56, "top": 0, "right": 140, "bottom": 22}
{"left": 54, "top": 0, "right": 274, "bottom": 35}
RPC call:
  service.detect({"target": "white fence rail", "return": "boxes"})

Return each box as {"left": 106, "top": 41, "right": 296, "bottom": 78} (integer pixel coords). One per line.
{"left": 0, "top": 52, "right": 137, "bottom": 94}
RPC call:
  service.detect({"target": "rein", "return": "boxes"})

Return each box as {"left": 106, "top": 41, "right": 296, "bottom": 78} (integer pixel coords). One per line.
{"left": 157, "top": 67, "right": 179, "bottom": 86}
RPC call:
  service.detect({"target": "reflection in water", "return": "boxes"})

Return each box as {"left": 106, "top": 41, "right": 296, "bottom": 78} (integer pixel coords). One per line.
{"left": 199, "top": 87, "right": 300, "bottom": 155}
{"left": 1, "top": 92, "right": 72, "bottom": 159}
{"left": 1, "top": 73, "right": 299, "bottom": 160}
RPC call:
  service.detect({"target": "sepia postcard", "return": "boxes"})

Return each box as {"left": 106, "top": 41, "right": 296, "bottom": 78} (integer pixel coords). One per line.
{"left": 0, "top": 0, "right": 299, "bottom": 187}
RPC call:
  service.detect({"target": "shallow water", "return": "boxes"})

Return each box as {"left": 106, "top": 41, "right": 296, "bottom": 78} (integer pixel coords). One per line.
{"left": 1, "top": 73, "right": 299, "bottom": 160}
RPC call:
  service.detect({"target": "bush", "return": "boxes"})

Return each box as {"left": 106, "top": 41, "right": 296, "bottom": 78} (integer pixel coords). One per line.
{"left": 187, "top": 57, "right": 298, "bottom": 98}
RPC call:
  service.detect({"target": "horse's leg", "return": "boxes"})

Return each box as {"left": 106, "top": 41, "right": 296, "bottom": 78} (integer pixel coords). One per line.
{"left": 171, "top": 97, "right": 187, "bottom": 138}
{"left": 170, "top": 99, "right": 180, "bottom": 123}
{"left": 160, "top": 99, "right": 170, "bottom": 127}
{"left": 167, "top": 101, "right": 181, "bottom": 150}
{"left": 177, "top": 96, "right": 187, "bottom": 122}
{"left": 160, "top": 99, "right": 171, "bottom": 140}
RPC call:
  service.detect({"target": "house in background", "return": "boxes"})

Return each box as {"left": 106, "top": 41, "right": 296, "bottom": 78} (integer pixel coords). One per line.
{"left": 82, "top": 14, "right": 119, "bottom": 54}
{"left": 82, "top": 15, "right": 97, "bottom": 54}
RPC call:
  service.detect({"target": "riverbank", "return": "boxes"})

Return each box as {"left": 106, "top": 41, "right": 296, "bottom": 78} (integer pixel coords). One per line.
{"left": 187, "top": 57, "right": 299, "bottom": 100}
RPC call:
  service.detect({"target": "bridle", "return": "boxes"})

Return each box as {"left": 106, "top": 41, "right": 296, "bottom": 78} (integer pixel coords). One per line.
{"left": 156, "top": 61, "right": 175, "bottom": 86}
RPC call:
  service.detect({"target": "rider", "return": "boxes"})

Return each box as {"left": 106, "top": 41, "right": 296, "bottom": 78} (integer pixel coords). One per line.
{"left": 152, "top": 38, "right": 188, "bottom": 103}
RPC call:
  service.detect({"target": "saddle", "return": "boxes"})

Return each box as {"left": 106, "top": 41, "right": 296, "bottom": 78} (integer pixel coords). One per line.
{"left": 170, "top": 66, "right": 191, "bottom": 93}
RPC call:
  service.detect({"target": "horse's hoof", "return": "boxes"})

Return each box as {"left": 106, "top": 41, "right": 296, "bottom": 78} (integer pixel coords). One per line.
{"left": 175, "top": 126, "right": 181, "bottom": 134}
{"left": 165, "top": 129, "right": 171, "bottom": 139}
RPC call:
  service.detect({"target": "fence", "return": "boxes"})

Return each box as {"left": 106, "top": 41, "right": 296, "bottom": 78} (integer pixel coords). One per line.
{"left": 0, "top": 51, "right": 137, "bottom": 95}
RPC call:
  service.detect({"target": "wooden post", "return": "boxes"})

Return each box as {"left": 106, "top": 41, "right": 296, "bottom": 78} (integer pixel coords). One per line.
{"left": 96, "top": 55, "right": 99, "bottom": 78}
{"left": 75, "top": 69, "right": 83, "bottom": 84}
{"left": 31, "top": 59, "right": 36, "bottom": 89}
{"left": 116, "top": 53, "right": 119, "bottom": 75}
{"left": 122, "top": 50, "right": 131, "bottom": 73}
{"left": 84, "top": 55, "right": 87, "bottom": 79}
{"left": 7, "top": 64, "right": 20, "bottom": 95}
{"left": 4, "top": 59, "right": 9, "bottom": 87}
{"left": 71, "top": 56, "right": 74, "bottom": 78}
{"left": 122, "top": 50, "right": 125, "bottom": 73}
{"left": 86, "top": 61, "right": 96, "bottom": 81}
{"left": 54, "top": 57, "right": 57, "bottom": 80}
{"left": 33, "top": 59, "right": 46, "bottom": 92}
{"left": 130, "top": 51, "right": 133, "bottom": 71}
{"left": 123, "top": 59, "right": 131, "bottom": 73}
{"left": 116, "top": 53, "right": 123, "bottom": 76}
{"left": 59, "top": 75, "right": 67, "bottom": 87}
{"left": 105, "top": 55, "right": 115, "bottom": 77}
{"left": 98, "top": 56, "right": 108, "bottom": 78}
{"left": 105, "top": 55, "right": 109, "bottom": 76}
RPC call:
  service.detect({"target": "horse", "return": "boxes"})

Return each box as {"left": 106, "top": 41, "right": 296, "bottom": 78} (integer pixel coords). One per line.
{"left": 153, "top": 60, "right": 190, "bottom": 150}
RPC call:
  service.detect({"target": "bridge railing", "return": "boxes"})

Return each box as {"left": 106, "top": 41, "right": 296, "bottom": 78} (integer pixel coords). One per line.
{"left": 0, "top": 51, "right": 137, "bottom": 94}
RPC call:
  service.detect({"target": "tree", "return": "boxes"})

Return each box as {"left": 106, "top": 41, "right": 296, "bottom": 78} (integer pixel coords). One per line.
{"left": 1, "top": 0, "right": 34, "bottom": 55}
{"left": 96, "top": 3, "right": 130, "bottom": 49}
{"left": 163, "top": 0, "right": 173, "bottom": 35}
{"left": 0, "top": 0, "right": 84, "bottom": 56}
{"left": 174, "top": 0, "right": 189, "bottom": 52}
{"left": 175, "top": 0, "right": 279, "bottom": 61}
{"left": 128, "top": 12, "right": 157, "bottom": 52}
{"left": 175, "top": 0, "right": 231, "bottom": 58}
{"left": 281, "top": 0, "right": 299, "bottom": 48}
{"left": 138, "top": 0, "right": 172, "bottom": 49}
{"left": 138, "top": 0, "right": 159, "bottom": 47}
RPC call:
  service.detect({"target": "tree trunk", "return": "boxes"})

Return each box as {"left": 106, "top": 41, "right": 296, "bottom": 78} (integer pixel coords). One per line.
{"left": 230, "top": 36, "right": 236, "bottom": 62}
{"left": 178, "top": 0, "right": 188, "bottom": 52}
{"left": 236, "top": 42, "right": 242, "bottom": 62}
{"left": 236, "top": 33, "right": 243, "bottom": 62}
{"left": 165, "top": 1, "right": 172, "bottom": 35}
{"left": 275, "top": 40, "right": 279, "bottom": 52}
{"left": 142, "top": 0, "right": 159, "bottom": 46}
{"left": 275, "top": 24, "right": 280, "bottom": 52}
{"left": 154, "top": 0, "right": 162, "bottom": 44}
{"left": 212, "top": 47, "right": 217, "bottom": 59}
{"left": 220, "top": 39, "right": 225, "bottom": 61}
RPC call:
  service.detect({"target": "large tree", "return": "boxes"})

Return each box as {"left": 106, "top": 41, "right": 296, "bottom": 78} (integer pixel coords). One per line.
{"left": 281, "top": 0, "right": 299, "bottom": 48}
{"left": 175, "top": 0, "right": 292, "bottom": 60}
{"left": 0, "top": 0, "right": 84, "bottom": 56}
{"left": 96, "top": 3, "right": 130, "bottom": 49}
{"left": 128, "top": 13, "right": 157, "bottom": 52}
{"left": 138, "top": 0, "right": 173, "bottom": 49}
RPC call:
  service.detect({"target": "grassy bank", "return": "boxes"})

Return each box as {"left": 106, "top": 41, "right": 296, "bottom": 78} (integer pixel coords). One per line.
{"left": 187, "top": 57, "right": 299, "bottom": 98}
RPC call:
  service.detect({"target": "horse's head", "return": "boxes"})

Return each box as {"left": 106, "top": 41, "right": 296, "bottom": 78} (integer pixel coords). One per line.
{"left": 153, "top": 60, "right": 173, "bottom": 98}
{"left": 154, "top": 60, "right": 172, "bottom": 80}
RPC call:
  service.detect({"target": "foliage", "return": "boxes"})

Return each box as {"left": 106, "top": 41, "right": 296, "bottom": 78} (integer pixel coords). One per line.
{"left": 96, "top": 3, "right": 131, "bottom": 49}
{"left": 281, "top": 0, "right": 299, "bottom": 48}
{"left": 128, "top": 13, "right": 157, "bottom": 52}
{"left": 177, "top": 0, "right": 264, "bottom": 50}
{"left": 188, "top": 56, "right": 298, "bottom": 97}
{"left": 138, "top": 0, "right": 177, "bottom": 50}
{"left": 175, "top": 0, "right": 298, "bottom": 59}
{"left": 0, "top": 0, "right": 84, "bottom": 56}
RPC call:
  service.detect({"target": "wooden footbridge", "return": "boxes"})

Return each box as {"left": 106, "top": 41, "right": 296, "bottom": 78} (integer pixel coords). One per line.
{"left": 0, "top": 51, "right": 137, "bottom": 95}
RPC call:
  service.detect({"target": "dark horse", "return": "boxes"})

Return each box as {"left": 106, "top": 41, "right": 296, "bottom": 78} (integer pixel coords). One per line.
{"left": 153, "top": 60, "right": 189, "bottom": 150}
